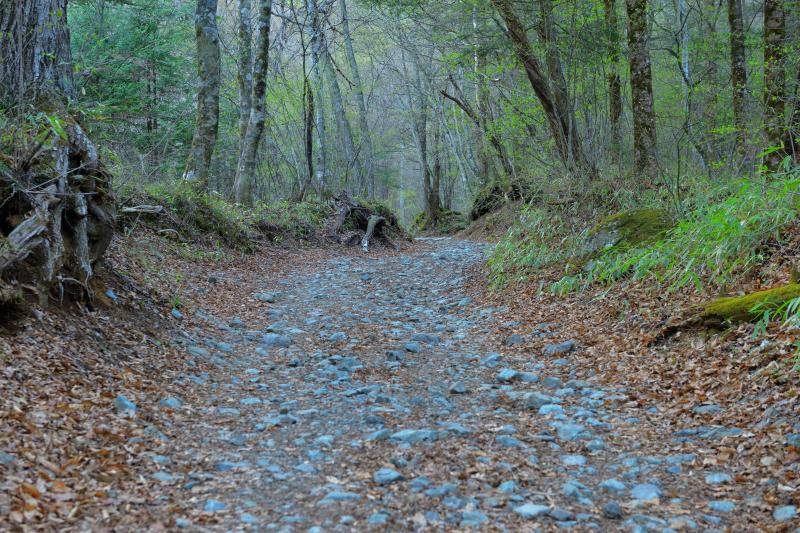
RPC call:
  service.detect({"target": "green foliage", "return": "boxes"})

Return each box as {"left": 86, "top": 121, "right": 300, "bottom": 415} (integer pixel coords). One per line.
{"left": 490, "top": 172, "right": 800, "bottom": 296}
{"left": 140, "top": 182, "right": 255, "bottom": 251}
{"left": 413, "top": 209, "right": 466, "bottom": 234}
{"left": 553, "top": 174, "right": 800, "bottom": 293}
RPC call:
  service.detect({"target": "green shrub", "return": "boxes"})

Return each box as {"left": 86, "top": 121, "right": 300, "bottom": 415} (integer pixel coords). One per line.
{"left": 553, "top": 174, "right": 800, "bottom": 293}
{"left": 489, "top": 171, "right": 800, "bottom": 296}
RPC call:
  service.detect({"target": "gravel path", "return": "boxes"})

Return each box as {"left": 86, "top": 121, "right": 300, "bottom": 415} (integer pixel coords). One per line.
{"left": 145, "top": 238, "right": 798, "bottom": 531}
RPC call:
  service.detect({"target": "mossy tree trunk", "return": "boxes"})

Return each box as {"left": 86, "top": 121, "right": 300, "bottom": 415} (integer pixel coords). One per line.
{"left": 185, "top": 0, "right": 221, "bottom": 189}
{"left": 727, "top": 0, "right": 748, "bottom": 154}
{"left": 625, "top": 0, "right": 658, "bottom": 180}
{"left": 234, "top": 0, "right": 272, "bottom": 205}
{"left": 763, "top": 0, "right": 786, "bottom": 171}
{"left": 0, "top": 0, "right": 115, "bottom": 302}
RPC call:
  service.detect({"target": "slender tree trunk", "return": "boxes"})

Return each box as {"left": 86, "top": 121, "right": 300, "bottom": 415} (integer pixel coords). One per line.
{"left": 624, "top": 0, "right": 658, "bottom": 179}
{"left": 308, "top": 0, "right": 328, "bottom": 190}
{"left": 320, "top": 41, "right": 358, "bottom": 190}
{"left": 431, "top": 101, "right": 443, "bottom": 217}
{"left": 341, "top": 0, "right": 376, "bottom": 197}
{"left": 491, "top": 0, "right": 593, "bottom": 176}
{"left": 764, "top": 0, "right": 786, "bottom": 171}
{"left": 789, "top": 67, "right": 800, "bottom": 162}
{"left": 233, "top": 0, "right": 272, "bottom": 205}
{"left": 237, "top": 0, "right": 253, "bottom": 152}
{"left": 537, "top": 0, "right": 584, "bottom": 172}
{"left": 727, "top": 0, "right": 748, "bottom": 152}
{"left": 185, "top": 0, "right": 221, "bottom": 189}
{"left": 604, "top": 0, "right": 623, "bottom": 165}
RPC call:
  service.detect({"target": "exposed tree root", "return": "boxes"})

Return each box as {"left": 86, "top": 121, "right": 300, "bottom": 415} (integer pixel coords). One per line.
{"left": 1, "top": 116, "right": 116, "bottom": 306}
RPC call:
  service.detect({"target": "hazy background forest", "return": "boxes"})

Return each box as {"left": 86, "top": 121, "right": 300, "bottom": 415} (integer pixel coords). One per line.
{"left": 63, "top": 0, "right": 799, "bottom": 223}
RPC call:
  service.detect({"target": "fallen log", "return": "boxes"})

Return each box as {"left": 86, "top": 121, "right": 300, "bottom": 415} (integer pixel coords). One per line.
{"left": 361, "top": 215, "right": 385, "bottom": 251}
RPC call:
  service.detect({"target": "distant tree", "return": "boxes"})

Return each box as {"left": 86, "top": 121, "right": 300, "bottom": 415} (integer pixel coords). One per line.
{"left": 763, "top": 0, "right": 785, "bottom": 170}
{"left": 624, "top": 0, "right": 658, "bottom": 179}
{"left": 185, "top": 0, "right": 221, "bottom": 188}
{"left": 234, "top": 0, "right": 273, "bottom": 205}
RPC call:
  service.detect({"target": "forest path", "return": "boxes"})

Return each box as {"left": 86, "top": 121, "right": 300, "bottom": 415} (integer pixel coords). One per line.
{"left": 155, "top": 238, "right": 750, "bottom": 531}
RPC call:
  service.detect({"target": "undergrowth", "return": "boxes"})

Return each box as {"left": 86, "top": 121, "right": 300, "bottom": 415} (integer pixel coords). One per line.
{"left": 119, "top": 182, "right": 332, "bottom": 250}
{"left": 490, "top": 169, "right": 800, "bottom": 298}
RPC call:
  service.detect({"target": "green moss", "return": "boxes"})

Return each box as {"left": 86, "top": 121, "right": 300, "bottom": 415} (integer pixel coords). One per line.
{"left": 414, "top": 209, "right": 466, "bottom": 234}
{"left": 701, "top": 283, "right": 800, "bottom": 324}
{"left": 585, "top": 208, "right": 673, "bottom": 255}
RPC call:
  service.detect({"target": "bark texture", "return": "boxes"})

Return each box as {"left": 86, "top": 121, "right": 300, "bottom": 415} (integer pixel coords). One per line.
{"left": 237, "top": 0, "right": 253, "bottom": 150}
{"left": 234, "top": 0, "right": 272, "bottom": 205}
{"left": 763, "top": 0, "right": 785, "bottom": 170}
{"left": 727, "top": 0, "right": 747, "bottom": 151}
{"left": 0, "top": 0, "right": 115, "bottom": 303}
{"left": 625, "top": 0, "right": 658, "bottom": 178}
{"left": 185, "top": 0, "right": 221, "bottom": 188}
{"left": 604, "top": 0, "right": 623, "bottom": 164}
{"left": 341, "top": 0, "right": 375, "bottom": 197}
{"left": 321, "top": 42, "right": 358, "bottom": 188}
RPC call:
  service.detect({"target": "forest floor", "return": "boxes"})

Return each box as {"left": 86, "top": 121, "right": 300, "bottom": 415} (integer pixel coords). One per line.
{"left": 1, "top": 233, "right": 799, "bottom": 532}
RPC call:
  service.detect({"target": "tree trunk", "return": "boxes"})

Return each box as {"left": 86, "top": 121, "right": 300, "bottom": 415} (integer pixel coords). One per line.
{"left": 537, "top": 0, "right": 584, "bottom": 172}
{"left": 727, "top": 0, "right": 748, "bottom": 152}
{"left": 763, "top": 0, "right": 786, "bottom": 171}
{"left": 185, "top": 0, "right": 221, "bottom": 189}
{"left": 234, "top": 0, "right": 272, "bottom": 205}
{"left": 308, "top": 0, "right": 328, "bottom": 191}
{"left": 320, "top": 41, "right": 358, "bottom": 190}
{"left": 237, "top": 0, "right": 253, "bottom": 152}
{"left": 0, "top": 0, "right": 115, "bottom": 302}
{"left": 341, "top": 0, "right": 376, "bottom": 197}
{"left": 625, "top": 0, "right": 658, "bottom": 179}
{"left": 604, "top": 0, "right": 623, "bottom": 166}
{"left": 491, "top": 0, "right": 593, "bottom": 177}
{"left": 410, "top": 63, "right": 437, "bottom": 222}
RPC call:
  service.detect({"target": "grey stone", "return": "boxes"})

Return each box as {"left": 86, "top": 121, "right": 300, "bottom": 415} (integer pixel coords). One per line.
{"left": 411, "top": 333, "right": 440, "bottom": 344}
{"left": 773, "top": 505, "right": 797, "bottom": 522}
{"left": 262, "top": 333, "right": 292, "bottom": 348}
{"left": 631, "top": 483, "right": 661, "bottom": 500}
{"left": 374, "top": 468, "right": 404, "bottom": 485}
{"left": 449, "top": 382, "right": 468, "bottom": 394}
{"left": 115, "top": 395, "right": 137, "bottom": 414}
{"left": 405, "top": 341, "right": 422, "bottom": 353}
{"left": 705, "top": 472, "right": 731, "bottom": 484}
{"left": 599, "top": 479, "right": 626, "bottom": 493}
{"left": 329, "top": 332, "right": 347, "bottom": 342}
{"left": 204, "top": 499, "right": 227, "bottom": 512}
{"left": 602, "top": 501, "right": 623, "bottom": 519}
{"left": 693, "top": 404, "right": 723, "bottom": 415}
{"left": 390, "top": 429, "right": 438, "bottom": 444}
{"left": 708, "top": 500, "right": 735, "bottom": 513}
{"left": 320, "top": 491, "right": 361, "bottom": 504}
{"left": 159, "top": 397, "right": 182, "bottom": 409}
{"left": 514, "top": 504, "right": 550, "bottom": 519}
{"left": 496, "top": 368, "right": 518, "bottom": 383}
{"left": 543, "top": 340, "right": 577, "bottom": 356}
{"left": 459, "top": 511, "right": 488, "bottom": 528}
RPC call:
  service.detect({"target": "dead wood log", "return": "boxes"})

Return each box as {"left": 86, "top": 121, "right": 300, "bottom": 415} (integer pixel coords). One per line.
{"left": 361, "top": 215, "right": 385, "bottom": 252}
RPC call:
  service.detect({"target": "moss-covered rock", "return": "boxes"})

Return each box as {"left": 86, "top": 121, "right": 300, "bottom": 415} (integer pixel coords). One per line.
{"left": 701, "top": 283, "right": 800, "bottom": 324}
{"left": 584, "top": 208, "right": 673, "bottom": 256}
{"left": 414, "top": 209, "right": 466, "bottom": 235}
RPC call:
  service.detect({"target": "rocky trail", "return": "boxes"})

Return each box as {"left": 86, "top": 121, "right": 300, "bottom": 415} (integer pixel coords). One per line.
{"left": 3, "top": 237, "right": 799, "bottom": 532}
{"left": 103, "top": 237, "right": 795, "bottom": 532}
